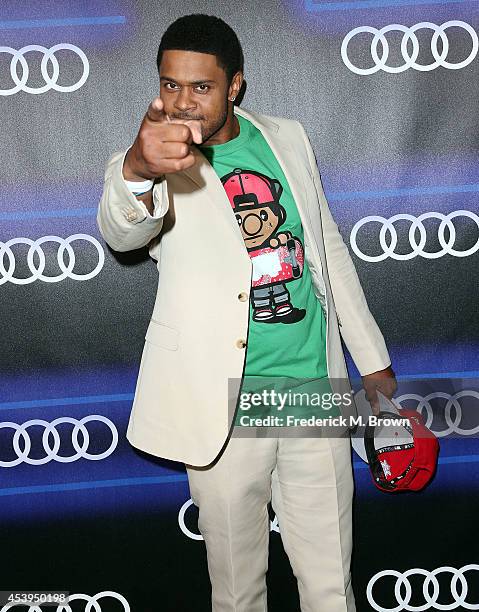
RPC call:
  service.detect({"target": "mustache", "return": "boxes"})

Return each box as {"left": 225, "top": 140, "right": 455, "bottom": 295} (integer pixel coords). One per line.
{"left": 170, "top": 114, "right": 204, "bottom": 121}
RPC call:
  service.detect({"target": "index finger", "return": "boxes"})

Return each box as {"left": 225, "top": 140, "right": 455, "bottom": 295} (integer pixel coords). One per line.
{"left": 146, "top": 96, "right": 166, "bottom": 123}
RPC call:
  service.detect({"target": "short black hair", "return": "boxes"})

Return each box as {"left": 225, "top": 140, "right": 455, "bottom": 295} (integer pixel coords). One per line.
{"left": 156, "top": 14, "right": 244, "bottom": 83}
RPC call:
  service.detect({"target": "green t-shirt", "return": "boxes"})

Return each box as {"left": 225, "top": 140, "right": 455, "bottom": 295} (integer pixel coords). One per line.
{"left": 199, "top": 113, "right": 339, "bottom": 421}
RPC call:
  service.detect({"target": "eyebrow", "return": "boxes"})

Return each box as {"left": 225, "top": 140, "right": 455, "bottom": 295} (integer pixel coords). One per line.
{"left": 160, "top": 76, "right": 216, "bottom": 85}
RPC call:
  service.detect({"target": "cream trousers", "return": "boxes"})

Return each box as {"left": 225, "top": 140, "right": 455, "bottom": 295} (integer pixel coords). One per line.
{"left": 186, "top": 433, "right": 356, "bottom": 612}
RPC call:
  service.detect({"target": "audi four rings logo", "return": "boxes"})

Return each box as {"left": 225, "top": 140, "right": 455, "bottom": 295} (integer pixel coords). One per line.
{"left": 350, "top": 211, "right": 479, "bottom": 261}
{"left": 178, "top": 499, "right": 280, "bottom": 540}
{"left": 0, "top": 416, "right": 118, "bottom": 467}
{"left": 342, "top": 21, "right": 478, "bottom": 74}
{"left": 367, "top": 565, "right": 479, "bottom": 611}
{"left": 0, "top": 44, "right": 89, "bottom": 95}
{"left": 0, "top": 591, "right": 129, "bottom": 611}
{"left": 0, "top": 234, "right": 104, "bottom": 284}
{"left": 396, "top": 391, "right": 479, "bottom": 437}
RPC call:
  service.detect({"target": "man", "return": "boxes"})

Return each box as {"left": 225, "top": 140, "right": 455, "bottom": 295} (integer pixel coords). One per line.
{"left": 97, "top": 13, "right": 397, "bottom": 612}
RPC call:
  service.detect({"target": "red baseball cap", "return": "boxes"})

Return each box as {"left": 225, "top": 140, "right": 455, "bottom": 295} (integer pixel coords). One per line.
{"left": 363, "top": 399, "right": 440, "bottom": 493}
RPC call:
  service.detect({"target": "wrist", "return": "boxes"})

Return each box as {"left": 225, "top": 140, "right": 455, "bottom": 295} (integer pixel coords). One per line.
{"left": 122, "top": 152, "right": 153, "bottom": 197}
{"left": 123, "top": 148, "right": 152, "bottom": 182}
{"left": 124, "top": 177, "right": 154, "bottom": 197}
{"left": 362, "top": 365, "right": 395, "bottom": 379}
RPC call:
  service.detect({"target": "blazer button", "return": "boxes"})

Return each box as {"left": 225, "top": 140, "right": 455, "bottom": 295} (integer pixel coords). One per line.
{"left": 236, "top": 338, "right": 247, "bottom": 349}
{"left": 237, "top": 292, "right": 248, "bottom": 302}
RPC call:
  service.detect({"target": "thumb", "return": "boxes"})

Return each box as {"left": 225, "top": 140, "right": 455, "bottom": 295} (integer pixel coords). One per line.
{"left": 184, "top": 119, "right": 203, "bottom": 145}
{"left": 366, "top": 388, "right": 380, "bottom": 416}
{"left": 146, "top": 96, "right": 166, "bottom": 123}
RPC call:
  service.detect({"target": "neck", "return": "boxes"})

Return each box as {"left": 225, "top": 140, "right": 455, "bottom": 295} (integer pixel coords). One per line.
{"left": 203, "top": 107, "right": 239, "bottom": 146}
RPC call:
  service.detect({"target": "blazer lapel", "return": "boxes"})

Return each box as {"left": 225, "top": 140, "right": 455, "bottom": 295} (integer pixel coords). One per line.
{"left": 235, "top": 107, "right": 316, "bottom": 237}
{"left": 179, "top": 139, "right": 247, "bottom": 251}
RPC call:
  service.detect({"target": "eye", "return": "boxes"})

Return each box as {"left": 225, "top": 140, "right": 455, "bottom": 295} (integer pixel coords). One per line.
{"left": 195, "top": 84, "right": 210, "bottom": 93}
{"left": 260, "top": 210, "right": 268, "bottom": 221}
{"left": 164, "top": 82, "right": 178, "bottom": 90}
{"left": 236, "top": 214, "right": 242, "bottom": 225}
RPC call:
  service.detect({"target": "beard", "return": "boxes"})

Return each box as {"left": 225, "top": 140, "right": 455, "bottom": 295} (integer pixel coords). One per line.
{"left": 199, "top": 104, "right": 229, "bottom": 144}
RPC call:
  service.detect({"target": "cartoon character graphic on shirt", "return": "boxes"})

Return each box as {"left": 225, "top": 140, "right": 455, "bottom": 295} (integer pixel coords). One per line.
{"left": 221, "top": 168, "right": 306, "bottom": 324}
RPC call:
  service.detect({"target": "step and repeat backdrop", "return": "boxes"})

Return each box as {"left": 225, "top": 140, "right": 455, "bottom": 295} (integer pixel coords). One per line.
{"left": 1, "top": 0, "right": 478, "bottom": 610}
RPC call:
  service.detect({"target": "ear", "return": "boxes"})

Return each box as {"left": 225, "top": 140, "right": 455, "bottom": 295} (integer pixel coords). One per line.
{"left": 228, "top": 71, "right": 243, "bottom": 100}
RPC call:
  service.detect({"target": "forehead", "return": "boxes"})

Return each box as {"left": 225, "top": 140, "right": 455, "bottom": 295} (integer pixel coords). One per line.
{"left": 159, "top": 49, "right": 225, "bottom": 81}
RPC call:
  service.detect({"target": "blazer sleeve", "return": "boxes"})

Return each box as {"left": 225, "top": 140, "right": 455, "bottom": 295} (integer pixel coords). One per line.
{"left": 96, "top": 149, "right": 169, "bottom": 252}
{"left": 297, "top": 122, "right": 392, "bottom": 376}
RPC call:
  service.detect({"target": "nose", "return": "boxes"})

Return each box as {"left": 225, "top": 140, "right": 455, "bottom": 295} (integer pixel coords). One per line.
{"left": 242, "top": 213, "right": 263, "bottom": 236}
{"left": 174, "top": 88, "right": 196, "bottom": 112}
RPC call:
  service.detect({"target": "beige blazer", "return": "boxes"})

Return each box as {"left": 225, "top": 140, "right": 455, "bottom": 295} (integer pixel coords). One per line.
{"left": 97, "top": 105, "right": 391, "bottom": 467}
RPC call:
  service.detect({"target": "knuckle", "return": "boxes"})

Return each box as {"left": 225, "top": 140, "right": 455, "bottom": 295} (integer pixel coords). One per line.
{"left": 138, "top": 129, "right": 150, "bottom": 145}
{"left": 180, "top": 125, "right": 190, "bottom": 140}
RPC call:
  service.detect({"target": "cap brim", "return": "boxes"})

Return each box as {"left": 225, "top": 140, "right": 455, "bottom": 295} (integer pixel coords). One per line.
{"left": 351, "top": 389, "right": 401, "bottom": 463}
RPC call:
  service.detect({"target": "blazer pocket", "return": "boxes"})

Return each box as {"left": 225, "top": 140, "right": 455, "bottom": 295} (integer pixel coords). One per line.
{"left": 145, "top": 320, "right": 179, "bottom": 351}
